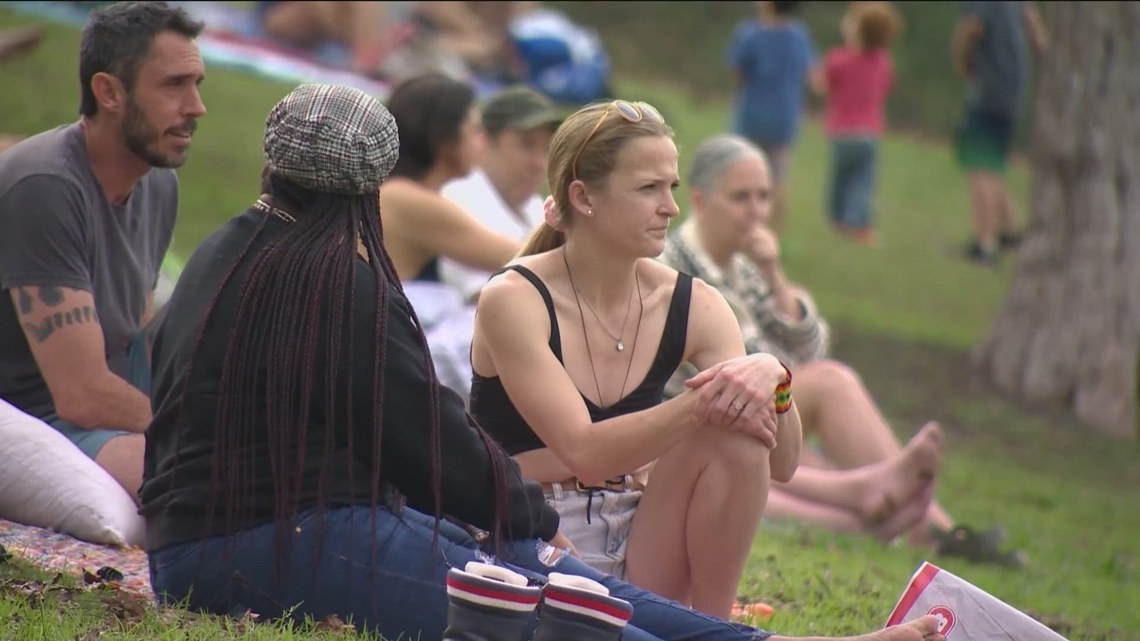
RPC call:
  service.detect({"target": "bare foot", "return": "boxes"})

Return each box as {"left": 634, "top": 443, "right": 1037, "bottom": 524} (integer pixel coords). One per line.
{"left": 868, "top": 479, "right": 937, "bottom": 543}
{"left": 856, "top": 614, "right": 944, "bottom": 641}
{"left": 858, "top": 422, "right": 943, "bottom": 525}
{"left": 771, "top": 614, "right": 944, "bottom": 641}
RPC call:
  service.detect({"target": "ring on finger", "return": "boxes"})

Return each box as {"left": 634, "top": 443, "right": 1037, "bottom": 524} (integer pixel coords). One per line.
{"left": 731, "top": 399, "right": 746, "bottom": 412}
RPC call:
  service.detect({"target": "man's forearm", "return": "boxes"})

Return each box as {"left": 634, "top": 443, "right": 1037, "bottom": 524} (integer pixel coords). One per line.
{"left": 59, "top": 372, "right": 152, "bottom": 432}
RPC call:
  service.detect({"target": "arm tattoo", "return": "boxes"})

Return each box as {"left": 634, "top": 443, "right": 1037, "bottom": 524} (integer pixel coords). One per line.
{"left": 22, "top": 305, "right": 99, "bottom": 344}
{"left": 16, "top": 287, "right": 34, "bottom": 315}
{"left": 38, "top": 286, "right": 65, "bottom": 307}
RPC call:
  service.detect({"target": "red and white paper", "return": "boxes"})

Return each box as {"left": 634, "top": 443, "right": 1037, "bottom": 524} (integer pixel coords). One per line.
{"left": 885, "top": 562, "right": 1069, "bottom": 640}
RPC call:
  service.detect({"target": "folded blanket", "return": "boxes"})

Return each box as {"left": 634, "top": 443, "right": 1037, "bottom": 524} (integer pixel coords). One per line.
{"left": 0, "top": 518, "right": 152, "bottom": 601}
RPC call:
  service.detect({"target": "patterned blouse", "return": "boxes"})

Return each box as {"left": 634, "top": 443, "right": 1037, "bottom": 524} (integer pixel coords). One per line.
{"left": 657, "top": 219, "right": 830, "bottom": 398}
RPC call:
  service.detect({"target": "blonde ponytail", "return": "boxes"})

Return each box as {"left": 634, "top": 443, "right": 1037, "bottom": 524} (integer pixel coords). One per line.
{"left": 518, "top": 223, "right": 565, "bottom": 258}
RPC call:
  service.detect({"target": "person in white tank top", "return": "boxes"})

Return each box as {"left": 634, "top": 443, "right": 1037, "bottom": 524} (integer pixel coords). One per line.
{"left": 441, "top": 86, "right": 561, "bottom": 303}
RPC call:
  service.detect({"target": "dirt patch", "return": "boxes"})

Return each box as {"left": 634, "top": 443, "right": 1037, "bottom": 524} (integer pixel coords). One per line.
{"left": 829, "top": 324, "right": 1084, "bottom": 439}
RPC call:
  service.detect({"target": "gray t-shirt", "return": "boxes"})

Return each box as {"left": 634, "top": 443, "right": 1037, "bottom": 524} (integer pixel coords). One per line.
{"left": 0, "top": 122, "right": 178, "bottom": 421}
{"left": 962, "top": 0, "right": 1029, "bottom": 120}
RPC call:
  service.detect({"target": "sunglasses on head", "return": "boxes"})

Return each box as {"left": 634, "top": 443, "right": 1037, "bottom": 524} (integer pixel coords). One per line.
{"left": 571, "top": 100, "right": 665, "bottom": 181}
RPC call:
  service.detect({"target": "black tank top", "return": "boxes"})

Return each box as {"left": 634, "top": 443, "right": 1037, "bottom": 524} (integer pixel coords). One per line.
{"left": 470, "top": 265, "right": 693, "bottom": 456}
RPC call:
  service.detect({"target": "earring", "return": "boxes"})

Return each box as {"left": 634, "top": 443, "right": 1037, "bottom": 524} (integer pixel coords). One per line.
{"left": 588, "top": 209, "right": 593, "bottom": 215}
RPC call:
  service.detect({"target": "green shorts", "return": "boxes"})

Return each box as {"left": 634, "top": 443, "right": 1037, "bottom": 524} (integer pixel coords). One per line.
{"left": 955, "top": 107, "right": 1014, "bottom": 173}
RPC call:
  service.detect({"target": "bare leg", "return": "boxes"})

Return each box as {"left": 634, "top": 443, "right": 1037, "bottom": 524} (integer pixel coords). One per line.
{"left": 994, "top": 178, "right": 1019, "bottom": 234}
{"left": 765, "top": 488, "right": 865, "bottom": 532}
{"left": 793, "top": 361, "right": 955, "bottom": 540}
{"left": 769, "top": 614, "right": 945, "bottom": 641}
{"left": 340, "top": 2, "right": 401, "bottom": 73}
{"left": 767, "top": 482, "right": 936, "bottom": 543}
{"left": 625, "top": 429, "right": 771, "bottom": 619}
{"left": 793, "top": 360, "right": 900, "bottom": 467}
{"left": 413, "top": 1, "right": 501, "bottom": 69}
{"left": 968, "top": 171, "right": 1000, "bottom": 251}
{"left": 261, "top": 2, "right": 336, "bottom": 48}
{"left": 94, "top": 433, "right": 144, "bottom": 504}
{"left": 776, "top": 423, "right": 942, "bottom": 524}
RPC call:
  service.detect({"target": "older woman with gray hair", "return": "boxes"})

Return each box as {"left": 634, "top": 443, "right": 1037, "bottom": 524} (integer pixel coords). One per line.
{"left": 659, "top": 133, "right": 957, "bottom": 549}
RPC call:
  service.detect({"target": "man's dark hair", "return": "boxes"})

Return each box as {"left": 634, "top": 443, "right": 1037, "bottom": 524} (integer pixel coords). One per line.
{"left": 78, "top": 1, "right": 203, "bottom": 117}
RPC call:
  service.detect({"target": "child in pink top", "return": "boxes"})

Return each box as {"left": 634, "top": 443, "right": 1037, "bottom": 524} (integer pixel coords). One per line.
{"left": 813, "top": 2, "right": 903, "bottom": 245}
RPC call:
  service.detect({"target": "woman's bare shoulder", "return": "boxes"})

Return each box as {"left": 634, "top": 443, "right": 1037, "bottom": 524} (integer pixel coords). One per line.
{"left": 638, "top": 258, "right": 726, "bottom": 313}
{"left": 485, "top": 251, "right": 559, "bottom": 292}
{"left": 381, "top": 178, "right": 435, "bottom": 203}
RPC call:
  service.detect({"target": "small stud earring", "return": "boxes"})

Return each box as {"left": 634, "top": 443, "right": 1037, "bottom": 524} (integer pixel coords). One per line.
{"left": 588, "top": 209, "right": 593, "bottom": 215}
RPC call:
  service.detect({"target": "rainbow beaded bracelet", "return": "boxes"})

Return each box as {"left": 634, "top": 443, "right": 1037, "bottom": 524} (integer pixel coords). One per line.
{"left": 774, "top": 362, "right": 793, "bottom": 414}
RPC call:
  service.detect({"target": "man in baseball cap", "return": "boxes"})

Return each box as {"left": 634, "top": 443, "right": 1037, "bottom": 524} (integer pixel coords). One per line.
{"left": 440, "top": 85, "right": 562, "bottom": 303}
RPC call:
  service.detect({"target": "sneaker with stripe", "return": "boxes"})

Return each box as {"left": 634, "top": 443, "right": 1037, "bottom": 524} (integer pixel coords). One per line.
{"left": 534, "top": 572, "right": 633, "bottom": 641}
{"left": 443, "top": 562, "right": 541, "bottom": 641}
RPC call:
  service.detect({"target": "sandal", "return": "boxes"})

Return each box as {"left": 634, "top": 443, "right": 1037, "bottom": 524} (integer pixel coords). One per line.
{"left": 933, "top": 525, "right": 1027, "bottom": 568}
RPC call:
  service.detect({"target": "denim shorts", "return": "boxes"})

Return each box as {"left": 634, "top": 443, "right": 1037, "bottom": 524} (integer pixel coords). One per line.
{"left": 546, "top": 481, "right": 642, "bottom": 580}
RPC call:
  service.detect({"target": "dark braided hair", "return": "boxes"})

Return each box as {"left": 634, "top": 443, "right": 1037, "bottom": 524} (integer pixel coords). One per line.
{"left": 180, "top": 172, "right": 514, "bottom": 585}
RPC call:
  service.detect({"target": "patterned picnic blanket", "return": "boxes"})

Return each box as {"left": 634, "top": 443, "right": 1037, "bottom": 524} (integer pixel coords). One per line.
{"left": 0, "top": 518, "right": 153, "bottom": 601}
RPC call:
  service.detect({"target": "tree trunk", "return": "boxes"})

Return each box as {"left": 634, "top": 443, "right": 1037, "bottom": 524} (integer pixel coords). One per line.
{"left": 972, "top": 1, "right": 1140, "bottom": 440}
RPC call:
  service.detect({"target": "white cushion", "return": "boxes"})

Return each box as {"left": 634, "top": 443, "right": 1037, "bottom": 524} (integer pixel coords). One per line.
{"left": 0, "top": 399, "right": 145, "bottom": 547}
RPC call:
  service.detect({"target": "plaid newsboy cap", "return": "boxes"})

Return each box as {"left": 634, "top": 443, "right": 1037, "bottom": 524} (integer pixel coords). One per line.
{"left": 263, "top": 84, "right": 400, "bottom": 195}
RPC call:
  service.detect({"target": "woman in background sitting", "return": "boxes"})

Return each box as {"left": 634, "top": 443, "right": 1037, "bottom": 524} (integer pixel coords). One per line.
{"left": 380, "top": 74, "right": 525, "bottom": 398}
{"left": 661, "top": 133, "right": 968, "bottom": 550}
{"left": 380, "top": 73, "right": 521, "bottom": 287}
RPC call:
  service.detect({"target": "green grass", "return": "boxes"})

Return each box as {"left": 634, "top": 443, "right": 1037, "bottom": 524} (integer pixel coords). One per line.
{"left": 1, "top": 9, "right": 1137, "bottom": 641}
{"left": 0, "top": 560, "right": 381, "bottom": 640}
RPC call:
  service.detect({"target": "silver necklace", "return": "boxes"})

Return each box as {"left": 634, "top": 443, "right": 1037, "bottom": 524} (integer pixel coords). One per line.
{"left": 251, "top": 198, "right": 296, "bottom": 223}
{"left": 561, "top": 246, "right": 634, "bottom": 352}
{"left": 561, "top": 245, "right": 643, "bottom": 408}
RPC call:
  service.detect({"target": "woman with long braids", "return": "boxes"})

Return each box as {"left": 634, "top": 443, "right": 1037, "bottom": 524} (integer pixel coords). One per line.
{"left": 140, "top": 84, "right": 943, "bottom": 641}
{"left": 468, "top": 99, "right": 940, "bottom": 619}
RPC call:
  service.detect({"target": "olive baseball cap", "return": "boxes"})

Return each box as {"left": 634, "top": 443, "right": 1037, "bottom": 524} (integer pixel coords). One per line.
{"left": 481, "top": 86, "right": 562, "bottom": 135}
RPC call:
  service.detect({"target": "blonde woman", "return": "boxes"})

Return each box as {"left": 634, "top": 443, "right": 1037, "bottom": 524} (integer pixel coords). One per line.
{"left": 469, "top": 99, "right": 941, "bottom": 623}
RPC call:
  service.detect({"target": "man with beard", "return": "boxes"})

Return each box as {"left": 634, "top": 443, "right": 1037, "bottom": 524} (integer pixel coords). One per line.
{"left": 0, "top": 1, "right": 206, "bottom": 500}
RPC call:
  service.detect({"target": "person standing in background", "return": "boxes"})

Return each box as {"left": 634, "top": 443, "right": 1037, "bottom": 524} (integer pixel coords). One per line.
{"left": 812, "top": 1, "right": 903, "bottom": 247}
{"left": 725, "top": 0, "right": 819, "bottom": 235}
{"left": 950, "top": 0, "right": 1047, "bottom": 266}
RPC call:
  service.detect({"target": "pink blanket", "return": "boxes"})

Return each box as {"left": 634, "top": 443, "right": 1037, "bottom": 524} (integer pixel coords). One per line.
{"left": 0, "top": 518, "right": 152, "bottom": 601}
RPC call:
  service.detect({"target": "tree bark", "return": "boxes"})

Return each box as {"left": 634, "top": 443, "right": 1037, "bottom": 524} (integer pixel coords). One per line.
{"left": 972, "top": 1, "right": 1140, "bottom": 440}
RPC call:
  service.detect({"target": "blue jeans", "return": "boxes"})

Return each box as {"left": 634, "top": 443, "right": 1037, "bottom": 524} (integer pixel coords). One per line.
{"left": 149, "top": 505, "right": 773, "bottom": 641}
{"left": 827, "top": 137, "right": 879, "bottom": 230}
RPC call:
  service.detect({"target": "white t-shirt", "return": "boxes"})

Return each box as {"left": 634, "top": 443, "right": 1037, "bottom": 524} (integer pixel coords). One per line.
{"left": 440, "top": 168, "right": 543, "bottom": 300}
